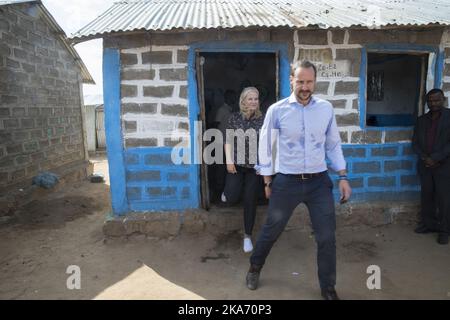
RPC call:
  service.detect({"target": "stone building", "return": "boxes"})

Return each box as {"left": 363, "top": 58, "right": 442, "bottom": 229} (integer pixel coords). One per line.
{"left": 0, "top": 1, "right": 94, "bottom": 214}
{"left": 71, "top": 0, "right": 450, "bottom": 217}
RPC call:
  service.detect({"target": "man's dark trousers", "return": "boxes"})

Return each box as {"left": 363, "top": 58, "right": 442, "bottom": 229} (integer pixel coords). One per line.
{"left": 250, "top": 172, "right": 336, "bottom": 289}
{"left": 419, "top": 166, "right": 450, "bottom": 234}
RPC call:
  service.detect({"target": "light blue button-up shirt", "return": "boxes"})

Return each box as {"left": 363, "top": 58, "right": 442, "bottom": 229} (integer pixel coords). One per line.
{"left": 256, "top": 93, "right": 346, "bottom": 175}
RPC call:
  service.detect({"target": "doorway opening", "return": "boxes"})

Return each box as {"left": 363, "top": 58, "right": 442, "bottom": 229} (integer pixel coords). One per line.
{"left": 196, "top": 52, "right": 278, "bottom": 209}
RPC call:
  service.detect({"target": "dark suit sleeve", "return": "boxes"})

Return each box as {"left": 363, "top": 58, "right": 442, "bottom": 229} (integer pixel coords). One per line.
{"left": 430, "top": 150, "right": 450, "bottom": 162}
{"left": 430, "top": 138, "right": 450, "bottom": 162}
{"left": 430, "top": 110, "right": 450, "bottom": 162}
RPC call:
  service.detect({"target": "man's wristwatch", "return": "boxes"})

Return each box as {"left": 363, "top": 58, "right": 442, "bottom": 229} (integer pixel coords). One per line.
{"left": 265, "top": 181, "right": 272, "bottom": 188}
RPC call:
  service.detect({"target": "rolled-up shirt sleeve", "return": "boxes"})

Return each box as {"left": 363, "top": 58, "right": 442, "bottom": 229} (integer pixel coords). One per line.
{"left": 255, "top": 106, "right": 278, "bottom": 176}
{"left": 325, "top": 109, "right": 346, "bottom": 172}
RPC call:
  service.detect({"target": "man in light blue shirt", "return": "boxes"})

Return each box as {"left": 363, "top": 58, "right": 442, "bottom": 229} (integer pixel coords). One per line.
{"left": 246, "top": 61, "right": 352, "bottom": 300}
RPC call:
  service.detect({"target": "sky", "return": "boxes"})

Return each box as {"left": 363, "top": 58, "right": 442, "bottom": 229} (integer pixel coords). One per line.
{"left": 41, "top": 0, "right": 116, "bottom": 102}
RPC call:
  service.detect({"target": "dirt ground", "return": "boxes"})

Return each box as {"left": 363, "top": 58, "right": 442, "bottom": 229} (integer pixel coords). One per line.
{"left": 0, "top": 155, "right": 449, "bottom": 300}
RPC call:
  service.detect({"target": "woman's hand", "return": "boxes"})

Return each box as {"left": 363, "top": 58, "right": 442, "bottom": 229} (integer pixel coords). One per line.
{"left": 264, "top": 185, "right": 271, "bottom": 199}
{"left": 227, "top": 164, "right": 237, "bottom": 174}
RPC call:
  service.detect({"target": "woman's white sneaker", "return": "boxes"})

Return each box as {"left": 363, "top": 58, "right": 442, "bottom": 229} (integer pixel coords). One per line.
{"left": 243, "top": 237, "right": 253, "bottom": 253}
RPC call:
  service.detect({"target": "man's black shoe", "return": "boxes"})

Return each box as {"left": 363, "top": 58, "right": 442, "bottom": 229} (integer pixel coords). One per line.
{"left": 321, "top": 287, "right": 340, "bottom": 300}
{"left": 246, "top": 265, "right": 261, "bottom": 290}
{"left": 246, "top": 270, "right": 260, "bottom": 290}
{"left": 414, "top": 225, "right": 437, "bottom": 234}
{"left": 437, "top": 233, "right": 449, "bottom": 245}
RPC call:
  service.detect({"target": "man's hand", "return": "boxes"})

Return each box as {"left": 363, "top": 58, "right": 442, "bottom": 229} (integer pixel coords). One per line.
{"left": 424, "top": 157, "right": 438, "bottom": 168}
{"left": 338, "top": 179, "right": 352, "bottom": 204}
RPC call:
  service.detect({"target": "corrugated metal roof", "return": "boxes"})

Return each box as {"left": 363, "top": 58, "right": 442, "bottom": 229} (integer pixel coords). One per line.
{"left": 0, "top": 0, "right": 35, "bottom": 5}
{"left": 71, "top": 0, "right": 450, "bottom": 42}
{"left": 1, "top": 0, "right": 95, "bottom": 84}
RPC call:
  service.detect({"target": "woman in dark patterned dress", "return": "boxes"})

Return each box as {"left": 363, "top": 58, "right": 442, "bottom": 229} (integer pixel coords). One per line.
{"left": 221, "top": 87, "right": 264, "bottom": 253}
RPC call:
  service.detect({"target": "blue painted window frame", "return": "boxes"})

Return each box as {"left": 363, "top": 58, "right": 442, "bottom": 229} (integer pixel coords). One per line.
{"left": 359, "top": 44, "right": 444, "bottom": 131}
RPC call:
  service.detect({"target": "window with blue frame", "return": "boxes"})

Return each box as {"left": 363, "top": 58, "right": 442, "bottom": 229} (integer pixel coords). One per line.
{"left": 366, "top": 52, "right": 428, "bottom": 127}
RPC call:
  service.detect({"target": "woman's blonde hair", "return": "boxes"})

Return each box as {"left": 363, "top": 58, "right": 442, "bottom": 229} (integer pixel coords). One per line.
{"left": 239, "top": 87, "right": 262, "bottom": 119}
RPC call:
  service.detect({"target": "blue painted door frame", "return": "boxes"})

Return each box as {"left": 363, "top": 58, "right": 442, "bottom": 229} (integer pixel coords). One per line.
{"left": 187, "top": 41, "right": 291, "bottom": 207}
{"left": 103, "top": 48, "right": 128, "bottom": 215}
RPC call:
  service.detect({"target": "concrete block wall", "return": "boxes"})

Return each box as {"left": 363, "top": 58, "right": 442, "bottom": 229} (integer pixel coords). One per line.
{"left": 119, "top": 45, "right": 195, "bottom": 210}
{"left": 120, "top": 45, "right": 190, "bottom": 148}
{"left": 124, "top": 147, "right": 196, "bottom": 211}
{"left": 337, "top": 144, "right": 419, "bottom": 200}
{"left": 441, "top": 29, "right": 450, "bottom": 101}
{"left": 0, "top": 4, "right": 85, "bottom": 188}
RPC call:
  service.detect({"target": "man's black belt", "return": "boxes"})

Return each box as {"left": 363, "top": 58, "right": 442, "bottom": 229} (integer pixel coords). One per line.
{"left": 283, "top": 171, "right": 326, "bottom": 180}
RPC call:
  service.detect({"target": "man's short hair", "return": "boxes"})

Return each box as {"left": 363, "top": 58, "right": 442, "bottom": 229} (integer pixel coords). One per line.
{"left": 290, "top": 60, "right": 317, "bottom": 78}
{"left": 426, "top": 88, "right": 444, "bottom": 100}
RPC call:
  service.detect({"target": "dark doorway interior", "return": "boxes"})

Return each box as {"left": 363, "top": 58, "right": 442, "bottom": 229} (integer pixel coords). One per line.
{"left": 366, "top": 52, "right": 428, "bottom": 127}
{"left": 200, "top": 52, "right": 277, "bottom": 205}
